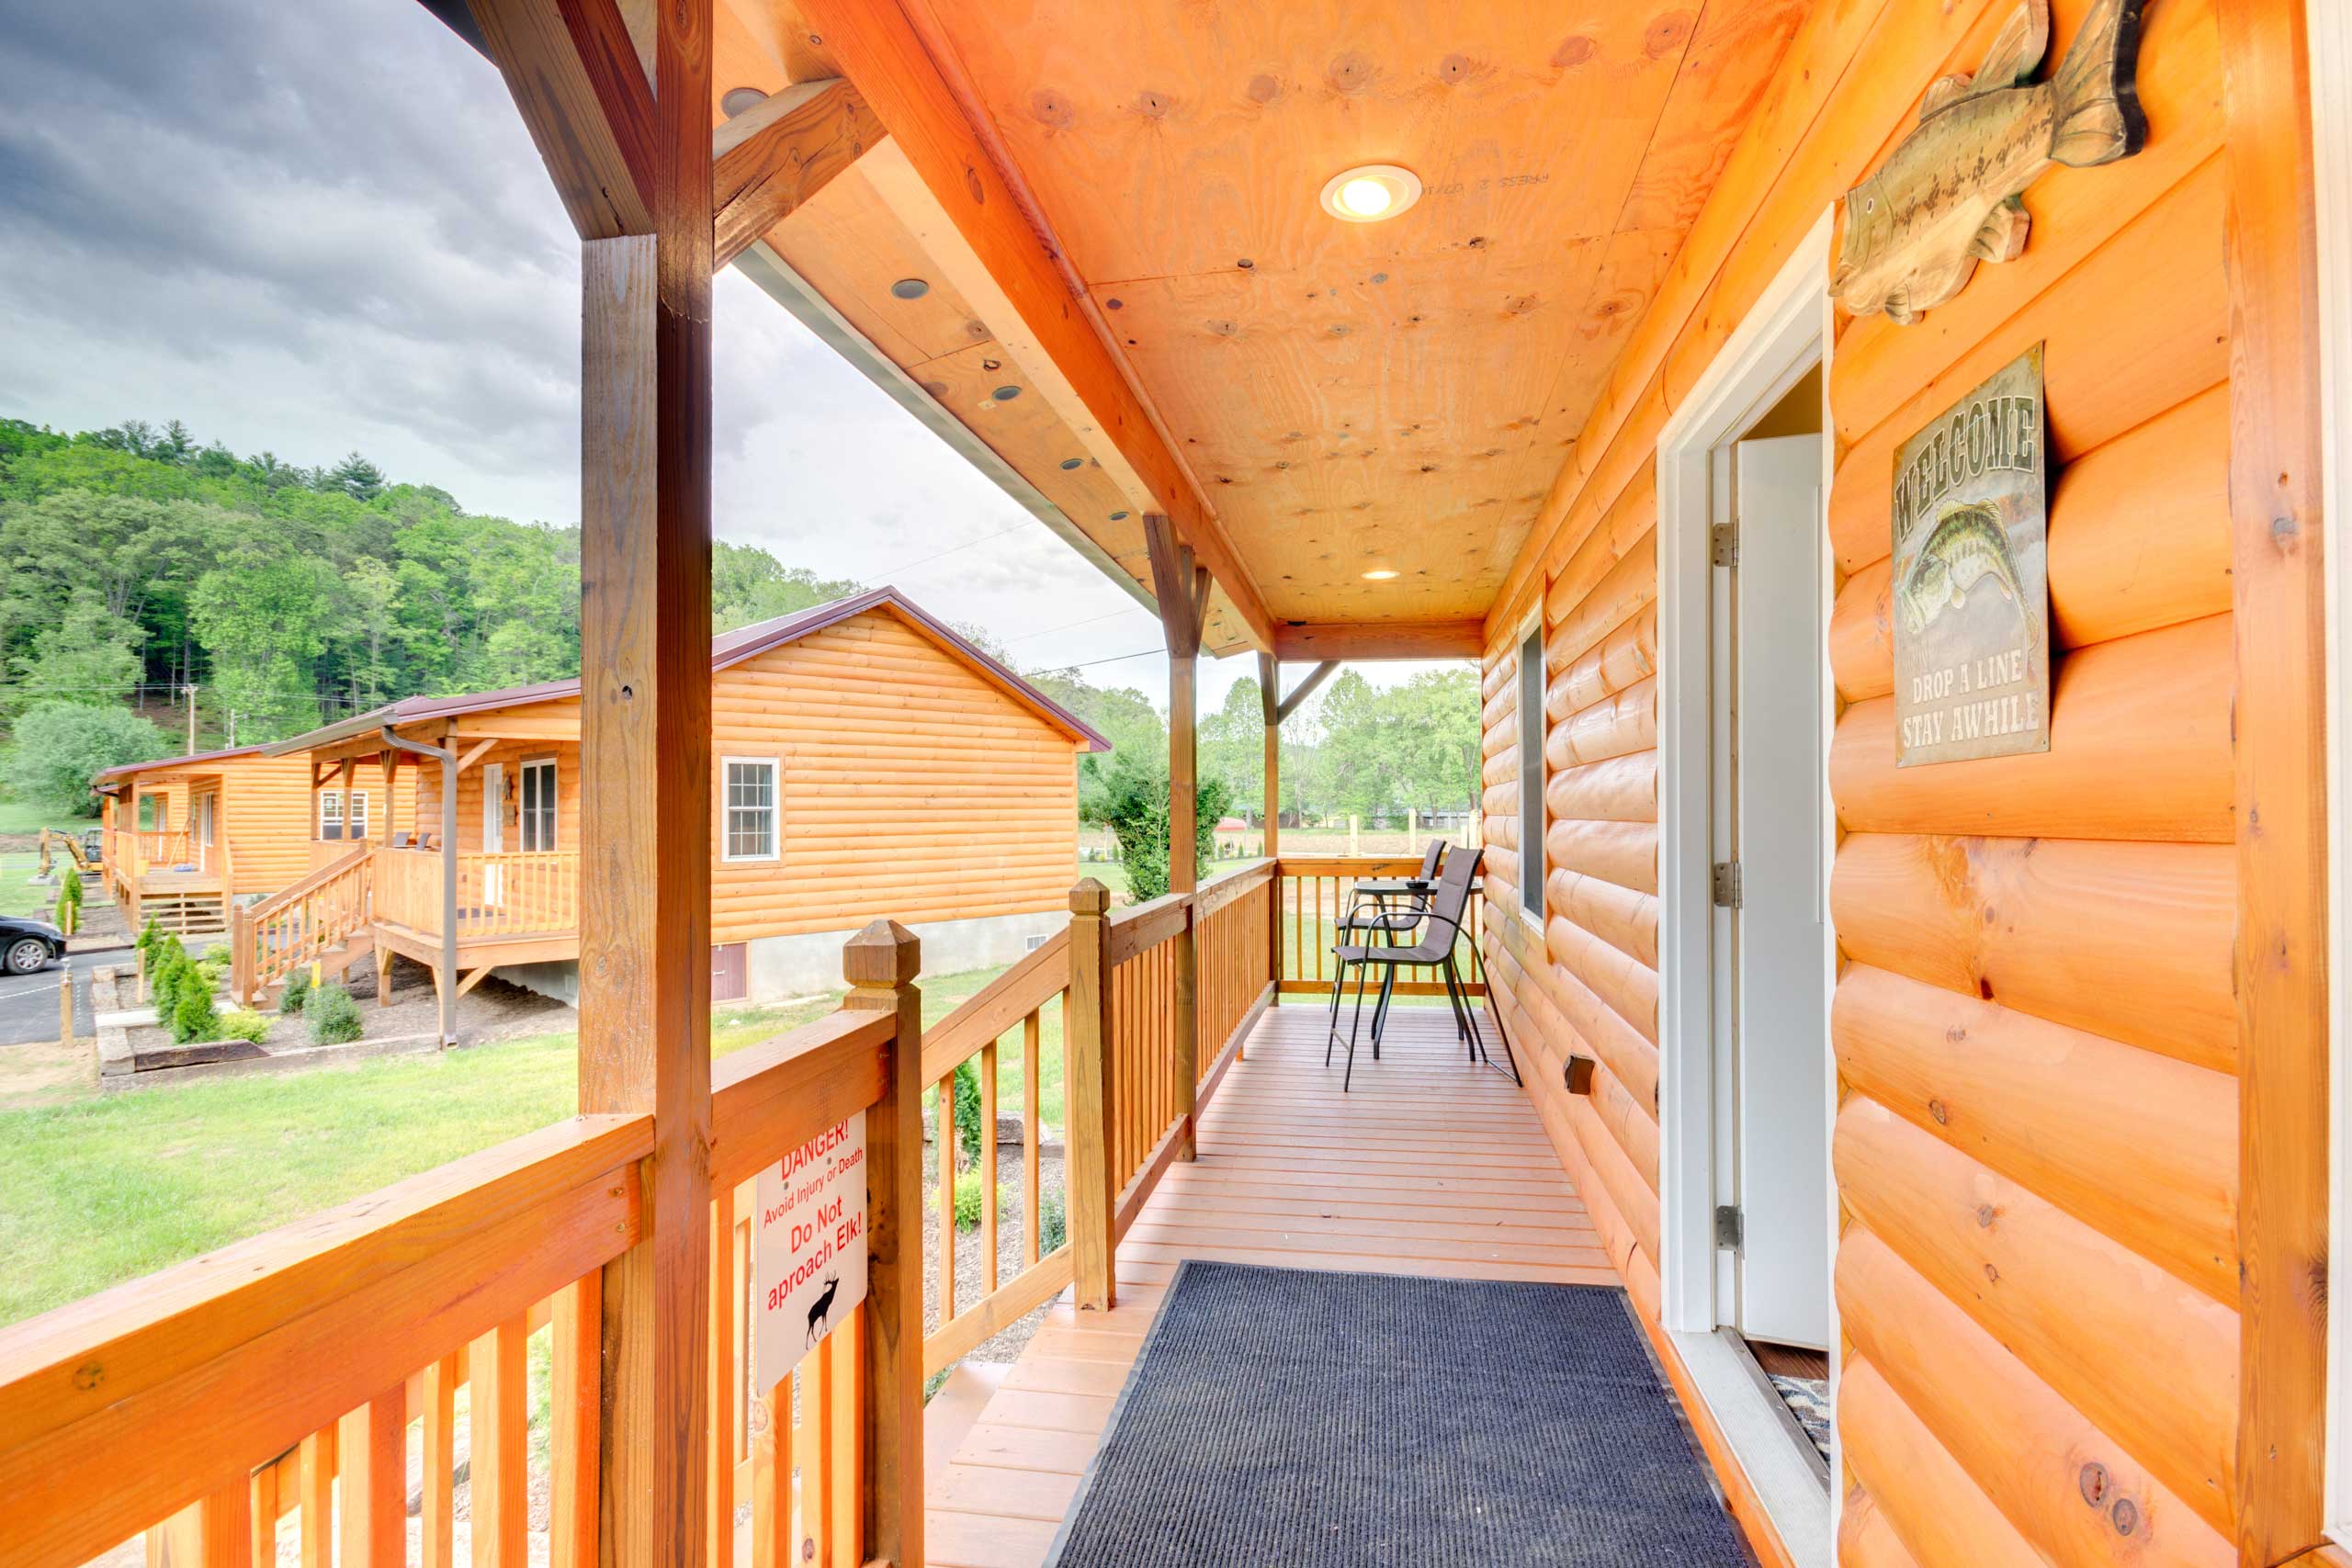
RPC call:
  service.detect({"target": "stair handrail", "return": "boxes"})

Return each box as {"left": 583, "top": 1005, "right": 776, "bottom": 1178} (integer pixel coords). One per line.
{"left": 232, "top": 845, "right": 374, "bottom": 1004}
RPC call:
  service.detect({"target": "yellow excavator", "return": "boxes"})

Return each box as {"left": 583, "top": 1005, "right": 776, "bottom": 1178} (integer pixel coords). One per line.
{"left": 35, "top": 827, "right": 100, "bottom": 879}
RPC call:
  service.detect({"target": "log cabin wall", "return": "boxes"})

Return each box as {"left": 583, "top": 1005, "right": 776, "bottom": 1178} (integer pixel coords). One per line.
{"left": 1476, "top": 0, "right": 2278, "bottom": 1563}
{"left": 229, "top": 753, "right": 411, "bottom": 893}
{"left": 709, "top": 606, "right": 1083, "bottom": 942}
{"left": 411, "top": 739, "right": 584, "bottom": 856}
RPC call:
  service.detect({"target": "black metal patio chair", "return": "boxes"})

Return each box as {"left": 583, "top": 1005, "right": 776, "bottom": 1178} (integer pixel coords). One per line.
{"left": 1326, "top": 850, "right": 1519, "bottom": 1091}
{"left": 1324, "top": 839, "right": 1445, "bottom": 1034}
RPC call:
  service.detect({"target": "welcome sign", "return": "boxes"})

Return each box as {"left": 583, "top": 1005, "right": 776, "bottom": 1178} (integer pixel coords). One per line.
{"left": 1889, "top": 344, "right": 2051, "bottom": 767}
{"left": 753, "top": 1111, "right": 869, "bottom": 1386}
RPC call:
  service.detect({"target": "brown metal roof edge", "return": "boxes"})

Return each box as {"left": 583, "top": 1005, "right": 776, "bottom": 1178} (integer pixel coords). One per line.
{"left": 259, "top": 587, "right": 1111, "bottom": 758}
{"left": 93, "top": 743, "right": 272, "bottom": 784}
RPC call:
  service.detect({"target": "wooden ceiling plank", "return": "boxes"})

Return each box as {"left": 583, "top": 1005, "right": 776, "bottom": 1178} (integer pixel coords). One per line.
{"left": 711, "top": 79, "right": 885, "bottom": 269}
{"left": 1274, "top": 621, "right": 1485, "bottom": 661}
{"left": 787, "top": 0, "right": 1276, "bottom": 652}
{"left": 469, "top": 0, "right": 657, "bottom": 240}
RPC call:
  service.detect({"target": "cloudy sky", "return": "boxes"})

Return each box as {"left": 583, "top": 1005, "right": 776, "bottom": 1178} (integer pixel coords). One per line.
{"left": 0, "top": 0, "right": 1453, "bottom": 712}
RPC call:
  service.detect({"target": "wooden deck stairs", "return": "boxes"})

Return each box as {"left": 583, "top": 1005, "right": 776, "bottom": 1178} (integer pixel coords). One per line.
{"left": 138, "top": 889, "right": 231, "bottom": 941}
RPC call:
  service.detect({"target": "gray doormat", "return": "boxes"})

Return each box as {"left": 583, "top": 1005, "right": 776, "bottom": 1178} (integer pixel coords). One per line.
{"left": 1045, "top": 1261, "right": 1755, "bottom": 1566}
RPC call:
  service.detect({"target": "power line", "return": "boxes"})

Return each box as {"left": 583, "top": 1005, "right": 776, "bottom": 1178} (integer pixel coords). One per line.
{"left": 872, "top": 521, "right": 1033, "bottom": 579}
{"left": 1001, "top": 605, "right": 1150, "bottom": 646}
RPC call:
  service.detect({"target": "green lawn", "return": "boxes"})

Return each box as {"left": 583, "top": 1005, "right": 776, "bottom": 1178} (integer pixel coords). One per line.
{"left": 0, "top": 852, "right": 59, "bottom": 919}
{"left": 0, "top": 963, "right": 1073, "bottom": 1327}
{"left": 1078, "top": 855, "right": 1263, "bottom": 904}
{"left": 0, "top": 798, "right": 96, "bottom": 838}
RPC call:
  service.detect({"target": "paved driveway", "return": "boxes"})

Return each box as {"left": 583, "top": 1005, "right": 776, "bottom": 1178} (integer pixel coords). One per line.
{"left": 0, "top": 948, "right": 124, "bottom": 1046}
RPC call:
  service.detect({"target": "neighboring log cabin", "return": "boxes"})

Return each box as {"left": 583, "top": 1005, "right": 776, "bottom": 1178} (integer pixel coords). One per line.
{"left": 239, "top": 587, "right": 1103, "bottom": 1021}
{"left": 7, "top": 3, "right": 2341, "bottom": 1568}
{"left": 94, "top": 747, "right": 413, "bottom": 938}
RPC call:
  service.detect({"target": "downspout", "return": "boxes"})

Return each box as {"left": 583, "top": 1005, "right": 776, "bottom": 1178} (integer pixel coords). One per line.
{"left": 382, "top": 724, "right": 459, "bottom": 1047}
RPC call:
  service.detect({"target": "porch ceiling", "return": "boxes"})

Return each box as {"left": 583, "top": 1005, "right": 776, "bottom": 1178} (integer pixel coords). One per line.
{"left": 717, "top": 0, "right": 1806, "bottom": 652}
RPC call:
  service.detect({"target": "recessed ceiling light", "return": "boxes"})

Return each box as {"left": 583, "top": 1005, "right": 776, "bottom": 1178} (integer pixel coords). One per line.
{"left": 1058, "top": 457, "right": 1084, "bottom": 470}
{"left": 992, "top": 385, "right": 1022, "bottom": 401}
{"left": 1320, "top": 164, "right": 1421, "bottom": 223}
{"left": 1362, "top": 568, "right": 1401, "bottom": 581}
{"left": 719, "top": 86, "right": 768, "bottom": 118}
{"left": 889, "top": 277, "right": 930, "bottom": 299}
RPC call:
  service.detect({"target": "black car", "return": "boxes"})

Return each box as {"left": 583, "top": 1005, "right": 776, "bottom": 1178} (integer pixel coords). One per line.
{"left": 1, "top": 915, "right": 63, "bottom": 976}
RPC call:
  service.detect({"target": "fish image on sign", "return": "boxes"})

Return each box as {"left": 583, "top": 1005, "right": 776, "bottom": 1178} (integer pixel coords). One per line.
{"left": 1890, "top": 344, "right": 2050, "bottom": 767}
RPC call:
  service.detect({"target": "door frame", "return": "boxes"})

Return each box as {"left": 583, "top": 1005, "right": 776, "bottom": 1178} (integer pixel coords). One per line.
{"left": 1653, "top": 206, "right": 1837, "bottom": 1558}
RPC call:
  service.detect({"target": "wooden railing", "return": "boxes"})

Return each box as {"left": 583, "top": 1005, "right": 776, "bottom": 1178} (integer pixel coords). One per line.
{"left": 0, "top": 939, "right": 922, "bottom": 1568}
{"left": 372, "top": 846, "right": 582, "bottom": 941}
{"left": 110, "top": 829, "right": 193, "bottom": 881}
{"left": 232, "top": 844, "right": 372, "bottom": 1004}
{"left": 919, "top": 929, "right": 1074, "bottom": 1376}
{"left": 1275, "top": 854, "right": 1488, "bottom": 999}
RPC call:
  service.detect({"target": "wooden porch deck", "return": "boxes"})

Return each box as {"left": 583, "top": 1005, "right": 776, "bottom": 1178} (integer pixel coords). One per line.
{"left": 924, "top": 1002, "right": 1615, "bottom": 1567}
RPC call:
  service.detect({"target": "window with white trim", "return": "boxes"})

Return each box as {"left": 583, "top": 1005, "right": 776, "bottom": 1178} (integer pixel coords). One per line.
{"left": 519, "top": 758, "right": 558, "bottom": 852}
{"left": 318, "top": 790, "right": 370, "bottom": 840}
{"left": 723, "top": 758, "right": 779, "bottom": 863}
{"left": 1518, "top": 623, "right": 1546, "bottom": 920}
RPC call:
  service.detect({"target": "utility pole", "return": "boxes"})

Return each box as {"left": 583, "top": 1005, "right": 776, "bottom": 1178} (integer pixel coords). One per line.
{"left": 183, "top": 684, "right": 198, "bottom": 755}
{"left": 227, "top": 710, "right": 236, "bottom": 748}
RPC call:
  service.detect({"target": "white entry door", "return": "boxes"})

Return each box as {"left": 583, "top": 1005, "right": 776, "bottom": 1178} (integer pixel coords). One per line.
{"left": 1725, "top": 434, "right": 1830, "bottom": 1348}
{"left": 481, "top": 762, "right": 504, "bottom": 905}
{"left": 194, "top": 793, "right": 217, "bottom": 874}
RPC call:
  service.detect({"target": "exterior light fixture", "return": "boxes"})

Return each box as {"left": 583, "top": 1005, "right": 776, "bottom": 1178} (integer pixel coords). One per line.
{"left": 719, "top": 86, "right": 768, "bottom": 118}
{"left": 889, "top": 277, "right": 930, "bottom": 299}
{"left": 1362, "top": 568, "right": 1401, "bottom": 581}
{"left": 1320, "top": 164, "right": 1420, "bottom": 223}
{"left": 992, "top": 385, "right": 1022, "bottom": 401}
{"left": 1059, "top": 457, "right": 1084, "bottom": 470}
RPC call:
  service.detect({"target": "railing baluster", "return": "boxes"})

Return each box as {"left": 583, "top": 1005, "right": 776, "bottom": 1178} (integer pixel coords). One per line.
{"left": 709, "top": 1185, "right": 737, "bottom": 1568}
{"left": 337, "top": 1388, "right": 405, "bottom": 1565}
{"left": 1023, "top": 1008, "right": 1042, "bottom": 1267}
{"left": 297, "top": 1427, "right": 331, "bottom": 1568}
{"left": 469, "top": 1315, "right": 527, "bottom": 1567}
{"left": 936, "top": 1072, "right": 956, "bottom": 1325}
{"left": 423, "top": 1350, "right": 459, "bottom": 1568}
{"left": 752, "top": 1367, "right": 794, "bottom": 1568}
{"left": 803, "top": 1336, "right": 831, "bottom": 1562}
{"left": 979, "top": 1039, "right": 999, "bottom": 1295}
{"left": 827, "top": 1308, "right": 863, "bottom": 1567}
{"left": 249, "top": 1455, "right": 277, "bottom": 1565}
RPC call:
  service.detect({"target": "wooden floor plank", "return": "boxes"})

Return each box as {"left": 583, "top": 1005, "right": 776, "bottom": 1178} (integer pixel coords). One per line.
{"left": 922, "top": 1003, "right": 1617, "bottom": 1565}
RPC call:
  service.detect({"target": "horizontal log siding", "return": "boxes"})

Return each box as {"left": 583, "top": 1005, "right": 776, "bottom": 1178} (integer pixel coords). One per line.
{"left": 709, "top": 610, "right": 1080, "bottom": 941}
{"left": 1476, "top": 0, "right": 2241, "bottom": 1563}
{"left": 120, "top": 752, "right": 412, "bottom": 898}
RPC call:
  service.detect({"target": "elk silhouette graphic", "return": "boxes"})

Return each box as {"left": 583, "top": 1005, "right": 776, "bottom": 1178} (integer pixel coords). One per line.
{"left": 806, "top": 1273, "right": 842, "bottom": 1345}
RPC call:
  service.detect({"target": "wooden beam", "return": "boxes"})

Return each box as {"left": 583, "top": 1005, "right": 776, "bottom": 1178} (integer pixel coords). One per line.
{"left": 1274, "top": 621, "right": 1486, "bottom": 661}
{"left": 467, "top": 0, "right": 656, "bottom": 240}
{"left": 451, "top": 738, "right": 500, "bottom": 774}
{"left": 711, "top": 79, "right": 883, "bottom": 270}
{"left": 1275, "top": 660, "right": 1340, "bottom": 725}
{"left": 2222, "top": 0, "right": 2329, "bottom": 1558}
{"left": 577, "top": 0, "right": 714, "bottom": 1561}
{"left": 793, "top": 1, "right": 1276, "bottom": 651}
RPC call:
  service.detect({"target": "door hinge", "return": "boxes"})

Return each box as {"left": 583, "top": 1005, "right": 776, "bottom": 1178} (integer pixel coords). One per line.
{"left": 1715, "top": 1204, "right": 1744, "bottom": 1249}
{"left": 1711, "top": 521, "right": 1738, "bottom": 568}
{"left": 1712, "top": 861, "right": 1743, "bottom": 908}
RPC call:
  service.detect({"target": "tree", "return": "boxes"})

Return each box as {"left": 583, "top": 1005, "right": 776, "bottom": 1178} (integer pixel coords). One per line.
{"left": 1027, "top": 668, "right": 1165, "bottom": 823}
{"left": 325, "top": 452, "right": 386, "bottom": 502}
{"left": 1096, "top": 745, "right": 1232, "bottom": 902}
{"left": 1198, "top": 676, "right": 1264, "bottom": 818}
{"left": 6, "top": 592, "right": 144, "bottom": 714}
{"left": 189, "top": 552, "right": 340, "bottom": 739}
{"left": 338, "top": 557, "right": 400, "bottom": 706}
{"left": 712, "top": 543, "right": 860, "bottom": 631}
{"left": 1, "top": 701, "right": 171, "bottom": 814}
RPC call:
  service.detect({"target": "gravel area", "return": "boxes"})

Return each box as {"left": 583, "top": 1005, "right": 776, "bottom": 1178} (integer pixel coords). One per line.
{"left": 922, "top": 1140, "right": 1068, "bottom": 1366}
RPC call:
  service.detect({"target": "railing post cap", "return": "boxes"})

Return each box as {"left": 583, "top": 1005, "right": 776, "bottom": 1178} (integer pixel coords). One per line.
{"left": 843, "top": 918, "right": 921, "bottom": 987}
{"left": 1069, "top": 878, "right": 1111, "bottom": 915}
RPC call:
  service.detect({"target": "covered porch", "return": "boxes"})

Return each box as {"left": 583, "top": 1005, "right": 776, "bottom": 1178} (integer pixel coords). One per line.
{"left": 924, "top": 1001, "right": 1602, "bottom": 1566}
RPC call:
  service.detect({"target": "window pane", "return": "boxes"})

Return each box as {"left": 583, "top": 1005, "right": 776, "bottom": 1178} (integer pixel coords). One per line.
{"left": 1519, "top": 629, "right": 1544, "bottom": 918}
{"left": 726, "top": 761, "right": 775, "bottom": 857}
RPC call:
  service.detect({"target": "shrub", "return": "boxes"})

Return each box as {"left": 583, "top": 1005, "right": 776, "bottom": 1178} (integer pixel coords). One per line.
{"left": 952, "top": 1170, "right": 992, "bottom": 1233}
{"left": 307, "top": 982, "right": 363, "bottom": 1045}
{"left": 148, "top": 940, "right": 192, "bottom": 1016}
{"left": 0, "top": 701, "right": 171, "bottom": 816}
{"left": 278, "top": 965, "right": 311, "bottom": 1014}
{"left": 951, "top": 1060, "right": 983, "bottom": 1168}
{"left": 135, "top": 916, "right": 164, "bottom": 966}
{"left": 1038, "top": 1187, "right": 1068, "bottom": 1254}
{"left": 58, "top": 866, "right": 83, "bottom": 921}
{"left": 195, "top": 957, "right": 228, "bottom": 993}
{"left": 169, "top": 978, "right": 218, "bottom": 1045}
{"left": 200, "top": 942, "right": 231, "bottom": 967}
{"left": 216, "top": 1009, "right": 269, "bottom": 1044}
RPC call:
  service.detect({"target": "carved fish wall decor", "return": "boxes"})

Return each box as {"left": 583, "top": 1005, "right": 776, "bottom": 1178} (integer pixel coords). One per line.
{"left": 1831, "top": 0, "right": 2147, "bottom": 324}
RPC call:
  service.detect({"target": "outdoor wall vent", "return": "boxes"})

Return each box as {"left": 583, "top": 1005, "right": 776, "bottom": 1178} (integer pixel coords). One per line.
{"left": 1025, "top": 934, "right": 1048, "bottom": 953}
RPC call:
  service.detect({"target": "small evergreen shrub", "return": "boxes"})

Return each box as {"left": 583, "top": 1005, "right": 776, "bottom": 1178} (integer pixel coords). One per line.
{"left": 952, "top": 1059, "right": 984, "bottom": 1167}
{"left": 307, "top": 982, "right": 363, "bottom": 1045}
{"left": 278, "top": 965, "right": 311, "bottom": 1014}
{"left": 170, "top": 979, "right": 218, "bottom": 1045}
{"left": 217, "top": 1009, "right": 269, "bottom": 1044}
{"left": 1038, "top": 1188, "right": 1068, "bottom": 1254}
{"left": 200, "top": 942, "right": 231, "bottom": 967}
{"left": 58, "top": 867, "right": 83, "bottom": 931}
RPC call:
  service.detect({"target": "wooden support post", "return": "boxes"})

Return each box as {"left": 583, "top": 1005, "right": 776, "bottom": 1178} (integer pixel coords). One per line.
{"left": 58, "top": 973, "right": 72, "bottom": 1049}
{"left": 571, "top": 0, "right": 716, "bottom": 1558}
{"left": 2221, "top": 0, "right": 2330, "bottom": 1555}
{"left": 439, "top": 744, "right": 458, "bottom": 1043}
{"left": 230, "top": 903, "right": 252, "bottom": 1008}
{"left": 842, "top": 920, "right": 923, "bottom": 1568}
{"left": 1145, "top": 515, "right": 1207, "bottom": 1160}
{"left": 1065, "top": 880, "right": 1117, "bottom": 1308}
{"left": 1259, "top": 650, "right": 1281, "bottom": 1010}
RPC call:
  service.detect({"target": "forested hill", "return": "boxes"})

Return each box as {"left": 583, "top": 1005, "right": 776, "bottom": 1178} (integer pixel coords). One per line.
{"left": 0, "top": 415, "right": 858, "bottom": 745}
